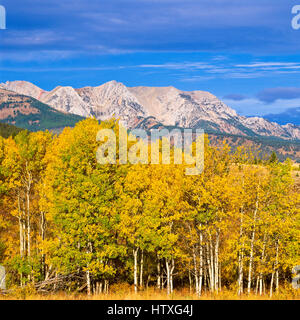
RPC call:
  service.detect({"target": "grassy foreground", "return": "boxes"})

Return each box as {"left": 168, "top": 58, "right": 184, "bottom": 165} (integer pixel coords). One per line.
{"left": 1, "top": 286, "right": 299, "bottom": 300}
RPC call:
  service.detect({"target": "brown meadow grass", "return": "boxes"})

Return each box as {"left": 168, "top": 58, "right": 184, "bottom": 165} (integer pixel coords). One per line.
{"left": 1, "top": 284, "right": 299, "bottom": 300}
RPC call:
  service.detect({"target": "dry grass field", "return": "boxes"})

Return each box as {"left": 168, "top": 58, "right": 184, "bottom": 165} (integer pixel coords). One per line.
{"left": 1, "top": 285, "right": 299, "bottom": 300}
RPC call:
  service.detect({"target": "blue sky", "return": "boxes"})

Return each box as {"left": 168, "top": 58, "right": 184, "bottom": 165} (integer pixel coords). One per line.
{"left": 1, "top": 0, "right": 300, "bottom": 116}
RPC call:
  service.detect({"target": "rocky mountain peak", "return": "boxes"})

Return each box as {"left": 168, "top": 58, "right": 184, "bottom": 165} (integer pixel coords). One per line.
{"left": 0, "top": 80, "right": 47, "bottom": 101}
{"left": 1, "top": 80, "right": 300, "bottom": 140}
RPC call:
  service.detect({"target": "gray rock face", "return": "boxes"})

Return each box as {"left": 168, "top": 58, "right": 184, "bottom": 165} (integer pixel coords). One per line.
{"left": 2, "top": 80, "right": 300, "bottom": 140}
{"left": 0, "top": 80, "right": 47, "bottom": 100}
{"left": 42, "top": 86, "right": 92, "bottom": 117}
{"left": 77, "top": 81, "right": 148, "bottom": 128}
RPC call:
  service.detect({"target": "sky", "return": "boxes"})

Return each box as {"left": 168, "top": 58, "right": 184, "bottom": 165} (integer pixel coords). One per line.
{"left": 1, "top": 0, "right": 300, "bottom": 116}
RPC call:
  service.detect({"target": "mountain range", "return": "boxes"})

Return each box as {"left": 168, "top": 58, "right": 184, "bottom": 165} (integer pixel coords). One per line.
{"left": 1, "top": 80, "right": 300, "bottom": 142}
{"left": 0, "top": 87, "right": 84, "bottom": 131}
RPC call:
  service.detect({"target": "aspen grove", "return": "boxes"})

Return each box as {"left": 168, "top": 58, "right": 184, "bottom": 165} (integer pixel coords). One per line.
{"left": 0, "top": 118, "right": 299, "bottom": 297}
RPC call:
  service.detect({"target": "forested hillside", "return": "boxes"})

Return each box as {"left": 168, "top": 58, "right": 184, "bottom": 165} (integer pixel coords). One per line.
{"left": 0, "top": 88, "right": 84, "bottom": 131}
{"left": 208, "top": 132, "right": 300, "bottom": 163}
{"left": 0, "top": 119, "right": 299, "bottom": 299}
{"left": 0, "top": 123, "right": 24, "bottom": 138}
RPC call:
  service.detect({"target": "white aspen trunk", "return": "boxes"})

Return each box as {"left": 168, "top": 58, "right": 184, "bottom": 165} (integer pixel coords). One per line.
{"left": 166, "top": 258, "right": 175, "bottom": 295}
{"left": 18, "top": 216, "right": 23, "bottom": 257}
{"left": 255, "top": 275, "right": 259, "bottom": 295}
{"left": 209, "top": 236, "right": 215, "bottom": 291}
{"left": 204, "top": 268, "right": 207, "bottom": 292}
{"left": 275, "top": 269, "right": 279, "bottom": 292}
{"left": 133, "top": 248, "right": 139, "bottom": 293}
{"left": 259, "top": 276, "right": 263, "bottom": 296}
{"left": 87, "top": 241, "right": 93, "bottom": 295}
{"left": 214, "top": 231, "right": 219, "bottom": 293}
{"left": 86, "top": 270, "right": 91, "bottom": 295}
{"left": 188, "top": 268, "right": 192, "bottom": 293}
{"left": 206, "top": 242, "right": 213, "bottom": 291}
{"left": 20, "top": 192, "right": 26, "bottom": 257}
{"left": 238, "top": 207, "right": 244, "bottom": 295}
{"left": 198, "top": 229, "right": 203, "bottom": 296}
{"left": 22, "top": 211, "right": 26, "bottom": 259}
{"left": 104, "top": 280, "right": 109, "bottom": 294}
{"left": 219, "top": 263, "right": 221, "bottom": 291}
{"left": 26, "top": 179, "right": 32, "bottom": 283}
{"left": 166, "top": 259, "right": 171, "bottom": 295}
{"left": 247, "top": 194, "right": 259, "bottom": 294}
{"left": 44, "top": 264, "right": 52, "bottom": 281}
{"left": 259, "top": 233, "right": 267, "bottom": 296}
{"left": 275, "top": 239, "right": 279, "bottom": 292}
{"left": 25, "top": 165, "right": 32, "bottom": 259}
{"left": 170, "top": 258, "right": 175, "bottom": 294}
{"left": 193, "top": 247, "right": 199, "bottom": 295}
{"left": 26, "top": 186, "right": 31, "bottom": 258}
{"left": 96, "top": 281, "right": 102, "bottom": 294}
{"left": 40, "top": 211, "right": 46, "bottom": 279}
{"left": 95, "top": 282, "right": 99, "bottom": 295}
{"left": 238, "top": 250, "right": 243, "bottom": 295}
{"left": 139, "top": 249, "right": 144, "bottom": 289}
{"left": 270, "top": 271, "right": 274, "bottom": 298}
{"left": 157, "top": 256, "right": 161, "bottom": 289}
{"left": 41, "top": 211, "right": 45, "bottom": 241}
{"left": 93, "top": 283, "right": 96, "bottom": 295}
{"left": 17, "top": 193, "right": 24, "bottom": 258}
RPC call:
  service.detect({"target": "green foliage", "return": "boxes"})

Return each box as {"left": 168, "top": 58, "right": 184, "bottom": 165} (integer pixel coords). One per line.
{"left": 0, "top": 240, "right": 6, "bottom": 263}
{"left": 45, "top": 119, "right": 126, "bottom": 281}
{"left": 0, "top": 122, "right": 24, "bottom": 138}
{"left": 269, "top": 151, "right": 279, "bottom": 163}
{"left": 1, "top": 98, "right": 84, "bottom": 131}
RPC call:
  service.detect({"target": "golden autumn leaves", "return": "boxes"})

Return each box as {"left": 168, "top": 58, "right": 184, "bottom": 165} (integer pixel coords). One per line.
{"left": 0, "top": 118, "right": 299, "bottom": 297}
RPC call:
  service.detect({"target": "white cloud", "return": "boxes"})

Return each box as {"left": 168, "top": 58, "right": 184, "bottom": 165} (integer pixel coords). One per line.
{"left": 235, "top": 62, "right": 300, "bottom": 68}
{"left": 180, "top": 75, "right": 215, "bottom": 82}
{"left": 139, "top": 62, "right": 215, "bottom": 70}
{"left": 223, "top": 98, "right": 300, "bottom": 116}
{"left": 0, "top": 50, "right": 76, "bottom": 62}
{"left": 138, "top": 60, "right": 300, "bottom": 79}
